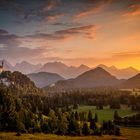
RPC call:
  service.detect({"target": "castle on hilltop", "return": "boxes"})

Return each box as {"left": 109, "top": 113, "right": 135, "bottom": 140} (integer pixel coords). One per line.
{"left": 0, "top": 60, "right": 4, "bottom": 73}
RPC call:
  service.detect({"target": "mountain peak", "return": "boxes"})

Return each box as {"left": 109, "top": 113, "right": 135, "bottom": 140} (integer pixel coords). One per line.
{"left": 97, "top": 64, "right": 107, "bottom": 68}
{"left": 54, "top": 67, "right": 120, "bottom": 89}
{"left": 109, "top": 65, "right": 117, "bottom": 70}
{"left": 94, "top": 67, "right": 109, "bottom": 73}
{"left": 77, "top": 67, "right": 116, "bottom": 80}
{"left": 126, "top": 66, "right": 138, "bottom": 71}
{"left": 16, "top": 61, "right": 32, "bottom": 66}
{"left": 15, "top": 61, "right": 42, "bottom": 74}
{"left": 44, "top": 61, "right": 67, "bottom": 67}
{"left": 78, "top": 64, "right": 89, "bottom": 69}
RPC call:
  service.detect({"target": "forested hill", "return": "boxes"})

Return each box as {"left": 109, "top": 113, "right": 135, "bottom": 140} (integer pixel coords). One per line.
{"left": 0, "top": 71, "right": 42, "bottom": 95}
{"left": 0, "top": 71, "right": 45, "bottom": 132}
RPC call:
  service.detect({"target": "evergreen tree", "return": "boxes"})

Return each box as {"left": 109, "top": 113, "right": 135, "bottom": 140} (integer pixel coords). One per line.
{"left": 82, "top": 122, "right": 90, "bottom": 135}
{"left": 75, "top": 111, "right": 80, "bottom": 121}
{"left": 88, "top": 110, "right": 92, "bottom": 122}
{"left": 90, "top": 119, "right": 96, "bottom": 130}
{"left": 68, "top": 112, "right": 81, "bottom": 135}
{"left": 95, "top": 113, "right": 98, "bottom": 122}
{"left": 57, "top": 113, "right": 68, "bottom": 135}
{"left": 114, "top": 110, "right": 119, "bottom": 120}
{"left": 48, "top": 109, "right": 58, "bottom": 133}
{"left": 41, "top": 122, "right": 50, "bottom": 133}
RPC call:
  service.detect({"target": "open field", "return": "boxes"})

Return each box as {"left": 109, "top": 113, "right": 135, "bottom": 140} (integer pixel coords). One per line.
{"left": 0, "top": 132, "right": 127, "bottom": 140}
{"left": 74, "top": 105, "right": 137, "bottom": 123}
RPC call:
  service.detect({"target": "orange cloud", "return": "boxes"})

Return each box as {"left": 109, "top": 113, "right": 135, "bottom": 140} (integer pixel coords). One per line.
{"left": 26, "top": 24, "right": 97, "bottom": 40}
{"left": 74, "top": 2, "right": 106, "bottom": 20}
{"left": 123, "top": 4, "right": 140, "bottom": 17}
{"left": 112, "top": 51, "right": 140, "bottom": 60}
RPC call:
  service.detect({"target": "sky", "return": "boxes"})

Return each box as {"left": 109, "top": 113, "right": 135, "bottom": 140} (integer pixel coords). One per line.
{"left": 0, "top": 0, "right": 140, "bottom": 69}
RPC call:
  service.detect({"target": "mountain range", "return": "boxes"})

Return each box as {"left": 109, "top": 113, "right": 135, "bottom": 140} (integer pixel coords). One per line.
{"left": 1, "top": 59, "right": 140, "bottom": 89}
{"left": 97, "top": 64, "right": 139, "bottom": 79}
{"left": 38, "top": 62, "right": 90, "bottom": 79}
{"left": 0, "top": 59, "right": 139, "bottom": 79}
{"left": 51, "top": 67, "right": 122, "bottom": 89}
{"left": 47, "top": 67, "right": 140, "bottom": 90}
{"left": 15, "top": 61, "right": 42, "bottom": 74}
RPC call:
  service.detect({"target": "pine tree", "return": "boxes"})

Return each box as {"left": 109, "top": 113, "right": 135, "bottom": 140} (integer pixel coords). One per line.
{"left": 82, "top": 122, "right": 90, "bottom": 135}
{"left": 75, "top": 111, "right": 80, "bottom": 121}
{"left": 57, "top": 113, "right": 68, "bottom": 135}
{"left": 88, "top": 110, "right": 92, "bottom": 122}
{"left": 114, "top": 110, "right": 119, "bottom": 120}
{"left": 48, "top": 109, "right": 58, "bottom": 133}
{"left": 68, "top": 112, "right": 81, "bottom": 135}
{"left": 95, "top": 113, "right": 98, "bottom": 122}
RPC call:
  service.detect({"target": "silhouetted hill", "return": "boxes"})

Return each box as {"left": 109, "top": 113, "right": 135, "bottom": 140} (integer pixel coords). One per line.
{"left": 51, "top": 67, "right": 121, "bottom": 89}
{"left": 121, "top": 73, "right": 140, "bottom": 88}
{"left": 27, "top": 72, "right": 64, "bottom": 88}
{"left": 97, "top": 64, "right": 139, "bottom": 79}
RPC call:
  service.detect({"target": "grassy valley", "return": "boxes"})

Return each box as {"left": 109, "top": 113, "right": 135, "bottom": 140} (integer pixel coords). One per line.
{"left": 74, "top": 105, "right": 137, "bottom": 123}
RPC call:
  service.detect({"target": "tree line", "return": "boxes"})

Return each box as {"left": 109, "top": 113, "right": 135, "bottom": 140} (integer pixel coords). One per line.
{"left": 114, "top": 111, "right": 140, "bottom": 127}
{"left": 0, "top": 86, "right": 120, "bottom": 136}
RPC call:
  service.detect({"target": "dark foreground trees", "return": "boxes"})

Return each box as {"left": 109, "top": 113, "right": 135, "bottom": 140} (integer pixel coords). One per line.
{"left": 0, "top": 85, "right": 120, "bottom": 136}
{"left": 114, "top": 111, "right": 140, "bottom": 127}
{"left": 0, "top": 71, "right": 123, "bottom": 136}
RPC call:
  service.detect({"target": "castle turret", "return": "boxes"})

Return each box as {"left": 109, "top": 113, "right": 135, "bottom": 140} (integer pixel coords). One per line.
{"left": 0, "top": 60, "right": 4, "bottom": 73}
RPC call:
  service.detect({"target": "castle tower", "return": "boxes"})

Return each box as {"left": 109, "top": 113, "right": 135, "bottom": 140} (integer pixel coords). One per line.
{"left": 0, "top": 60, "right": 4, "bottom": 73}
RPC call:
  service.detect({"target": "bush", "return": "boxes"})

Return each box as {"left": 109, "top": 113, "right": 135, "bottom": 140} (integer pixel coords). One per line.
{"left": 16, "top": 121, "right": 26, "bottom": 133}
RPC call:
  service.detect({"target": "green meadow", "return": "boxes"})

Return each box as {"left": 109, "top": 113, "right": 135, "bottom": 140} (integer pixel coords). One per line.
{"left": 74, "top": 105, "right": 138, "bottom": 123}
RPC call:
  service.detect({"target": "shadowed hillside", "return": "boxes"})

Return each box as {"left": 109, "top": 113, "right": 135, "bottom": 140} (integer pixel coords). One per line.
{"left": 27, "top": 72, "right": 64, "bottom": 88}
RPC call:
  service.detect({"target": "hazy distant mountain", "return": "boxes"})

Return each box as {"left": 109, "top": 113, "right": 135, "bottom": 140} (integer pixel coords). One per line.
{"left": 39, "top": 62, "right": 68, "bottom": 74}
{"left": 97, "top": 64, "right": 139, "bottom": 79}
{"left": 0, "top": 59, "right": 15, "bottom": 71}
{"left": 1, "top": 60, "right": 139, "bottom": 80}
{"left": 121, "top": 73, "right": 140, "bottom": 88}
{"left": 51, "top": 67, "right": 121, "bottom": 89}
{"left": 38, "top": 62, "right": 90, "bottom": 79}
{"left": 15, "top": 61, "right": 42, "bottom": 74}
{"left": 27, "top": 72, "right": 64, "bottom": 88}
{"left": 39, "top": 62, "right": 139, "bottom": 79}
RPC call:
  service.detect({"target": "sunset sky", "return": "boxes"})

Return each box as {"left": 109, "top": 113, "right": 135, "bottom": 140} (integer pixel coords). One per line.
{"left": 0, "top": 0, "right": 140, "bottom": 69}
